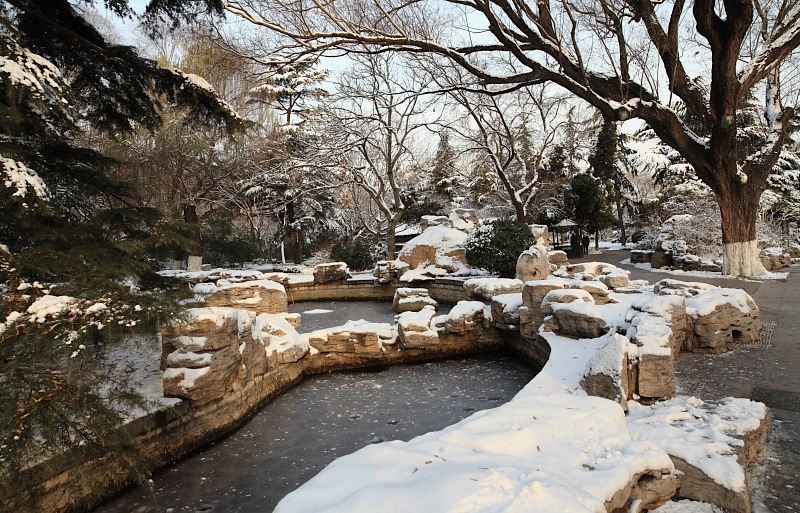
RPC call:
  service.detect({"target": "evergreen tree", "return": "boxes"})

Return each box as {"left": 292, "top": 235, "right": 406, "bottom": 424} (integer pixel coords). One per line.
{"left": 564, "top": 173, "right": 613, "bottom": 245}
{"left": 430, "top": 131, "right": 458, "bottom": 205}
{"left": 589, "top": 120, "right": 633, "bottom": 245}
{"left": 0, "top": 2, "right": 240, "bottom": 508}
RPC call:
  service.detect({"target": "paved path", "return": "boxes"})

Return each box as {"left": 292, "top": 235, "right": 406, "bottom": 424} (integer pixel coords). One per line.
{"left": 572, "top": 250, "right": 800, "bottom": 512}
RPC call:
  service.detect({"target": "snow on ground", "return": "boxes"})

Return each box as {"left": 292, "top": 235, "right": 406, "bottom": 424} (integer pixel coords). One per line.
{"left": 621, "top": 258, "right": 789, "bottom": 281}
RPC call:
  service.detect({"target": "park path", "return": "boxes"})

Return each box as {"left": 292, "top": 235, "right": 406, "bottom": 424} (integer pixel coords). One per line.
{"left": 572, "top": 250, "right": 800, "bottom": 511}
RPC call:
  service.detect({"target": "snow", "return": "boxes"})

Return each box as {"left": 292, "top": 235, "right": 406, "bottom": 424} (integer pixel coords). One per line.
{"left": 685, "top": 288, "right": 754, "bottom": 317}
{"left": 464, "top": 277, "right": 523, "bottom": 297}
{"left": 26, "top": 294, "right": 76, "bottom": 322}
{"left": 447, "top": 301, "right": 486, "bottom": 322}
{"left": 162, "top": 366, "right": 211, "bottom": 392}
{"left": 627, "top": 397, "right": 768, "bottom": 493}
{"left": 2, "top": 157, "right": 48, "bottom": 201}
{"left": 491, "top": 293, "right": 522, "bottom": 313}
{"left": 303, "top": 308, "right": 334, "bottom": 314}
{"left": 651, "top": 500, "right": 723, "bottom": 513}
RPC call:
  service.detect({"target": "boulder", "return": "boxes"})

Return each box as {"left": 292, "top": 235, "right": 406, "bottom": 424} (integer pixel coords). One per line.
{"left": 581, "top": 333, "right": 632, "bottom": 410}
{"left": 686, "top": 288, "right": 761, "bottom": 353}
{"left": 598, "top": 273, "right": 630, "bottom": 289}
{"left": 307, "top": 321, "right": 395, "bottom": 355}
{"left": 542, "top": 301, "right": 609, "bottom": 339}
{"left": 627, "top": 397, "right": 771, "bottom": 513}
{"left": 673, "top": 254, "right": 702, "bottom": 271}
{"left": 516, "top": 244, "right": 550, "bottom": 282}
{"left": 630, "top": 250, "right": 653, "bottom": 264}
{"left": 373, "top": 259, "right": 411, "bottom": 283}
{"left": 205, "top": 279, "right": 288, "bottom": 315}
{"left": 547, "top": 250, "right": 569, "bottom": 267}
{"left": 529, "top": 224, "right": 549, "bottom": 246}
{"left": 256, "top": 314, "right": 309, "bottom": 364}
{"left": 651, "top": 244, "right": 673, "bottom": 269}
{"left": 419, "top": 215, "right": 450, "bottom": 231}
{"left": 393, "top": 287, "right": 438, "bottom": 313}
{"left": 654, "top": 279, "right": 717, "bottom": 297}
{"left": 444, "top": 301, "right": 486, "bottom": 335}
{"left": 760, "top": 247, "right": 790, "bottom": 271}
{"left": 464, "top": 277, "right": 524, "bottom": 301}
{"left": 571, "top": 280, "right": 614, "bottom": 305}
{"left": 397, "top": 224, "right": 468, "bottom": 272}
{"left": 490, "top": 293, "right": 522, "bottom": 328}
{"left": 162, "top": 308, "right": 257, "bottom": 406}
{"left": 397, "top": 306, "right": 439, "bottom": 348}
{"left": 313, "top": 262, "right": 349, "bottom": 284}
{"left": 520, "top": 279, "right": 568, "bottom": 338}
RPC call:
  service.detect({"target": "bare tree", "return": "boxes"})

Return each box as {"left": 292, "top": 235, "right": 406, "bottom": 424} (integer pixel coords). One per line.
{"left": 326, "top": 52, "right": 436, "bottom": 260}
{"left": 225, "top": 0, "right": 800, "bottom": 276}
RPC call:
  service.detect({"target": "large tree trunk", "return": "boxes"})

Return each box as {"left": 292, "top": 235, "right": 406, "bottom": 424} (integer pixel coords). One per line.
{"left": 386, "top": 217, "right": 397, "bottom": 261}
{"left": 716, "top": 182, "right": 768, "bottom": 277}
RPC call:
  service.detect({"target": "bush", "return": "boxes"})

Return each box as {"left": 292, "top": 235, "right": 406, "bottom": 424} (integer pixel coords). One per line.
{"left": 330, "top": 237, "right": 376, "bottom": 271}
{"left": 464, "top": 219, "right": 534, "bottom": 278}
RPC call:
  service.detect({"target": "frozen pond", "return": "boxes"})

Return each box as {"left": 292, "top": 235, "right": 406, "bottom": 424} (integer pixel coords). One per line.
{"left": 288, "top": 300, "right": 435, "bottom": 333}
{"left": 95, "top": 355, "right": 535, "bottom": 513}
{"left": 94, "top": 301, "right": 535, "bottom": 513}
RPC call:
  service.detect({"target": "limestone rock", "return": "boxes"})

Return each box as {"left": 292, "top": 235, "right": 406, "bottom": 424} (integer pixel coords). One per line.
{"left": 627, "top": 397, "right": 771, "bottom": 513}
{"left": 307, "top": 320, "right": 396, "bottom": 355}
{"left": 529, "top": 224, "right": 549, "bottom": 246}
{"left": 445, "top": 301, "right": 486, "bottom": 335}
{"left": 547, "top": 250, "right": 568, "bottom": 267}
{"left": 630, "top": 250, "right": 653, "bottom": 264}
{"left": 542, "top": 300, "right": 609, "bottom": 339}
{"left": 571, "top": 280, "right": 614, "bottom": 305}
{"left": 520, "top": 279, "right": 568, "bottom": 338}
{"left": 205, "top": 279, "right": 288, "bottom": 315}
{"left": 490, "top": 293, "right": 522, "bottom": 328}
{"left": 598, "top": 273, "right": 630, "bottom": 289}
{"left": 464, "top": 277, "right": 524, "bottom": 301}
{"left": 686, "top": 288, "right": 761, "bottom": 353}
{"left": 654, "top": 279, "right": 717, "bottom": 297}
{"left": 566, "top": 261, "right": 617, "bottom": 276}
{"left": 419, "top": 215, "right": 450, "bottom": 231}
{"left": 581, "top": 333, "right": 632, "bottom": 410}
{"left": 760, "top": 247, "right": 790, "bottom": 271}
{"left": 397, "top": 306, "right": 439, "bottom": 348}
{"left": 516, "top": 244, "right": 550, "bottom": 282}
{"left": 397, "top": 224, "right": 468, "bottom": 272}
{"left": 637, "top": 353, "right": 676, "bottom": 399}
{"left": 651, "top": 244, "right": 673, "bottom": 269}
{"left": 373, "top": 259, "right": 411, "bottom": 283}
{"left": 393, "top": 287, "right": 438, "bottom": 313}
{"left": 162, "top": 307, "right": 256, "bottom": 406}
{"left": 256, "top": 314, "right": 309, "bottom": 364}
{"left": 313, "top": 262, "right": 349, "bottom": 284}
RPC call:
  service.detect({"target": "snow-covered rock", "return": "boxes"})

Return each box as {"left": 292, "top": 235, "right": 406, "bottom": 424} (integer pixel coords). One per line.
{"left": 398, "top": 224, "right": 469, "bottom": 272}
{"left": 312, "top": 261, "right": 349, "bottom": 284}
{"left": 205, "top": 279, "right": 288, "bottom": 314}
{"left": 444, "top": 301, "right": 486, "bottom": 335}
{"left": 397, "top": 306, "right": 439, "bottom": 348}
{"left": 515, "top": 243, "right": 550, "bottom": 282}
{"left": 306, "top": 320, "right": 396, "bottom": 354}
{"left": 256, "top": 314, "right": 309, "bottom": 364}
{"left": 686, "top": 288, "right": 761, "bottom": 353}
{"left": 490, "top": 292, "right": 522, "bottom": 328}
{"left": 393, "top": 287, "right": 438, "bottom": 313}
{"left": 464, "top": 277, "right": 523, "bottom": 301}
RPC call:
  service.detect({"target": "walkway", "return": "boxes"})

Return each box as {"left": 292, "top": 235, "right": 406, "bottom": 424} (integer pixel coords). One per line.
{"left": 573, "top": 250, "right": 800, "bottom": 512}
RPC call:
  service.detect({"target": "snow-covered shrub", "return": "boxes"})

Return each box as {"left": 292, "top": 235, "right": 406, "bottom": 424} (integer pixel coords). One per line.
{"left": 464, "top": 219, "right": 534, "bottom": 278}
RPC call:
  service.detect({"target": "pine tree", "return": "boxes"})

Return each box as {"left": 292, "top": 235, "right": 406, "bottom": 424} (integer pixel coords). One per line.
{"left": 0, "top": 2, "right": 240, "bottom": 508}
{"left": 589, "top": 120, "right": 633, "bottom": 245}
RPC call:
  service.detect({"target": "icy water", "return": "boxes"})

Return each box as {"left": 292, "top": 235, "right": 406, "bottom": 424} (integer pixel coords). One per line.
{"left": 95, "top": 303, "right": 535, "bottom": 513}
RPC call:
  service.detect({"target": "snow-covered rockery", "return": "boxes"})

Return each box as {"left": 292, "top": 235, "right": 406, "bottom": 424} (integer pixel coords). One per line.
{"left": 158, "top": 257, "right": 768, "bottom": 513}
{"left": 270, "top": 264, "right": 768, "bottom": 513}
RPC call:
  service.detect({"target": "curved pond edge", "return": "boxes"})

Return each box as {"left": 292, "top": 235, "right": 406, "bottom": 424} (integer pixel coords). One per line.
{"left": 1, "top": 280, "right": 549, "bottom": 513}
